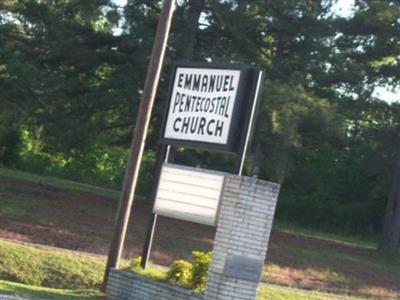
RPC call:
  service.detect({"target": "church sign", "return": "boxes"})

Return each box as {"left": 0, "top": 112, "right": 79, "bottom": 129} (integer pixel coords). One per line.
{"left": 139, "top": 61, "right": 266, "bottom": 271}
{"left": 161, "top": 62, "right": 263, "bottom": 152}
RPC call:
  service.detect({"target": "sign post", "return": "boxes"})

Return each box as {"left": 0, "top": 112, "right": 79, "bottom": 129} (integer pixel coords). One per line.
{"left": 102, "top": 0, "right": 175, "bottom": 291}
{"left": 140, "top": 144, "right": 170, "bottom": 269}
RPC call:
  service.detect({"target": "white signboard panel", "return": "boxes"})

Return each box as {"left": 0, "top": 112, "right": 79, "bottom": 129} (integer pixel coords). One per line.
{"left": 163, "top": 67, "right": 241, "bottom": 145}
{"left": 153, "top": 164, "right": 225, "bottom": 226}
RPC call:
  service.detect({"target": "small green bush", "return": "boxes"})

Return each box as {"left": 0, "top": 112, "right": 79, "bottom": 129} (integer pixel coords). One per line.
{"left": 191, "top": 251, "right": 211, "bottom": 292}
{"left": 127, "top": 257, "right": 166, "bottom": 282}
{"left": 164, "top": 251, "right": 211, "bottom": 291}
{"left": 130, "top": 257, "right": 142, "bottom": 270}
{"left": 165, "top": 259, "right": 193, "bottom": 288}
{"left": 127, "top": 251, "right": 212, "bottom": 291}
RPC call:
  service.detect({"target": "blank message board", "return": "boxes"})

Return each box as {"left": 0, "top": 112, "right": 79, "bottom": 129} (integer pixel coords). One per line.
{"left": 153, "top": 163, "right": 225, "bottom": 226}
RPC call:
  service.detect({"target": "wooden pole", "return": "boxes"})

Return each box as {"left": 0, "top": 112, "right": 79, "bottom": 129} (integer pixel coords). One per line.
{"left": 102, "top": 0, "right": 175, "bottom": 291}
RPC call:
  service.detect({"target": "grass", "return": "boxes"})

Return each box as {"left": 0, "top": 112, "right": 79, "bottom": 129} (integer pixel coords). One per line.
{"left": 330, "top": 251, "right": 400, "bottom": 273}
{"left": 274, "top": 221, "right": 379, "bottom": 249}
{"left": 263, "top": 239, "right": 400, "bottom": 299}
{"left": 124, "top": 264, "right": 366, "bottom": 300}
{"left": 123, "top": 259, "right": 367, "bottom": 299}
{"left": 1, "top": 279, "right": 364, "bottom": 300}
{"left": 0, "top": 240, "right": 361, "bottom": 300}
{"left": 1, "top": 167, "right": 398, "bottom": 299}
{"left": 280, "top": 243, "right": 400, "bottom": 275}
{"left": 126, "top": 265, "right": 167, "bottom": 282}
{"left": 0, "top": 280, "right": 104, "bottom": 300}
{"left": 0, "top": 240, "right": 105, "bottom": 289}
{"left": 0, "top": 167, "right": 120, "bottom": 200}
{"left": 257, "top": 285, "right": 365, "bottom": 300}
{"left": 0, "top": 197, "right": 28, "bottom": 217}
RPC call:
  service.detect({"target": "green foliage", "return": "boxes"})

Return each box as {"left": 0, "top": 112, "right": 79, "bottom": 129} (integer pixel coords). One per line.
{"left": 0, "top": 126, "right": 22, "bottom": 167}
{"left": 130, "top": 257, "right": 142, "bottom": 269}
{"left": 256, "top": 80, "right": 342, "bottom": 184}
{"left": 128, "top": 251, "right": 211, "bottom": 291}
{"left": 2, "top": 127, "right": 156, "bottom": 193}
{"left": 17, "top": 145, "right": 128, "bottom": 190}
{"left": 190, "top": 251, "right": 211, "bottom": 292}
{"left": 0, "top": 240, "right": 104, "bottom": 289}
{"left": 165, "top": 259, "right": 193, "bottom": 288}
{"left": 127, "top": 257, "right": 166, "bottom": 282}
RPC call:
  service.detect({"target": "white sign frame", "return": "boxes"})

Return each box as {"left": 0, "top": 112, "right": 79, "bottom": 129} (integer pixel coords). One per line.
{"left": 153, "top": 163, "right": 226, "bottom": 226}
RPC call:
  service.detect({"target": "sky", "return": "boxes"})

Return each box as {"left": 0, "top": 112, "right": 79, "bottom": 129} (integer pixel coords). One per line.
{"left": 331, "top": 0, "right": 355, "bottom": 18}
{"left": 330, "top": 0, "right": 398, "bottom": 103}
{"left": 112, "top": 0, "right": 398, "bottom": 103}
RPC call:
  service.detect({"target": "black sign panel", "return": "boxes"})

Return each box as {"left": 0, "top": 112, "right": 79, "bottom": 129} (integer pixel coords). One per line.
{"left": 160, "top": 61, "right": 264, "bottom": 153}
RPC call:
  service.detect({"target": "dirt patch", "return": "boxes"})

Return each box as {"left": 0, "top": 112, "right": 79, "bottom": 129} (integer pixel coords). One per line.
{"left": 0, "top": 178, "right": 215, "bottom": 261}
{"left": 0, "top": 178, "right": 399, "bottom": 299}
{"left": 265, "top": 231, "right": 400, "bottom": 299}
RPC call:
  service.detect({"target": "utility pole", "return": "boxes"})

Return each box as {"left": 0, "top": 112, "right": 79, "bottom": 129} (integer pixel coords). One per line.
{"left": 102, "top": 0, "right": 175, "bottom": 291}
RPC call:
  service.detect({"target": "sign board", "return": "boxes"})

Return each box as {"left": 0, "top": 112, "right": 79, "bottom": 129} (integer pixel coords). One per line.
{"left": 223, "top": 255, "right": 264, "bottom": 282}
{"left": 153, "top": 163, "right": 225, "bottom": 226}
{"left": 161, "top": 62, "right": 264, "bottom": 152}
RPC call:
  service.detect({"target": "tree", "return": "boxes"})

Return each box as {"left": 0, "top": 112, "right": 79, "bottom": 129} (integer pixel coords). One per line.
{"left": 380, "top": 155, "right": 400, "bottom": 252}
{"left": 338, "top": 0, "right": 400, "bottom": 251}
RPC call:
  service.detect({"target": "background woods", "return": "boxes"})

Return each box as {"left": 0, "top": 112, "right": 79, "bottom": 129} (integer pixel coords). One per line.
{"left": 0, "top": 0, "right": 399, "bottom": 252}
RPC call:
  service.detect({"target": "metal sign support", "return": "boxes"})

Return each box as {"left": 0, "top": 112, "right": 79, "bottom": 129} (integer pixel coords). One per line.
{"left": 234, "top": 69, "right": 264, "bottom": 175}
{"left": 141, "top": 144, "right": 171, "bottom": 269}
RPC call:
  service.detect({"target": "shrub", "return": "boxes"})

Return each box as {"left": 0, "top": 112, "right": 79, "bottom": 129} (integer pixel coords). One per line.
{"left": 127, "top": 257, "right": 166, "bottom": 281}
{"left": 130, "top": 256, "right": 142, "bottom": 270}
{"left": 165, "top": 259, "right": 193, "bottom": 288}
{"left": 191, "top": 251, "right": 211, "bottom": 292}
{"left": 127, "top": 251, "right": 212, "bottom": 291}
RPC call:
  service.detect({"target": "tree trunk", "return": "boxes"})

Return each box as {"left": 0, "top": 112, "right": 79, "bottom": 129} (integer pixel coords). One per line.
{"left": 379, "top": 155, "right": 400, "bottom": 253}
{"left": 179, "top": 0, "right": 205, "bottom": 59}
{"left": 250, "top": 142, "right": 262, "bottom": 177}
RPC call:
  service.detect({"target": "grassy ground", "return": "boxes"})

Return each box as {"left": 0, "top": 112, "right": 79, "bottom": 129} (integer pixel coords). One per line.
{"left": 0, "top": 239, "right": 366, "bottom": 300}
{"left": 0, "top": 240, "right": 105, "bottom": 289}
{"left": 257, "top": 285, "right": 366, "bottom": 300}
{"left": 0, "top": 167, "right": 399, "bottom": 299}
{"left": 0, "top": 279, "right": 362, "bottom": 300}
{"left": 274, "top": 221, "right": 380, "bottom": 249}
{"left": 0, "top": 239, "right": 105, "bottom": 299}
{"left": 0, "top": 167, "right": 120, "bottom": 200}
{"left": 0, "top": 280, "right": 104, "bottom": 300}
